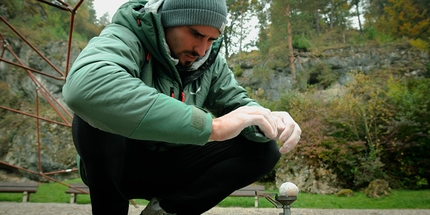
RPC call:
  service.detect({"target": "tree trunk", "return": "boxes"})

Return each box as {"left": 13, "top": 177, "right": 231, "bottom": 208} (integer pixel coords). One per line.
{"left": 239, "top": 1, "right": 244, "bottom": 53}
{"left": 286, "top": 4, "right": 296, "bottom": 82}
{"left": 355, "top": 0, "right": 363, "bottom": 34}
{"left": 330, "top": 0, "right": 334, "bottom": 29}
{"left": 223, "top": 28, "right": 230, "bottom": 59}
{"left": 315, "top": 9, "right": 321, "bottom": 34}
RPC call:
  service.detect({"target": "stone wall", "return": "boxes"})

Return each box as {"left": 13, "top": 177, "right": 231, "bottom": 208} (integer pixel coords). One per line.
{"left": 232, "top": 44, "right": 429, "bottom": 101}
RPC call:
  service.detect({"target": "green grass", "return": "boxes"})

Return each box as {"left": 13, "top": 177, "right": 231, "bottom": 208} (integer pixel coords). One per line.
{"left": 219, "top": 190, "right": 430, "bottom": 209}
{"left": 1, "top": 180, "right": 429, "bottom": 209}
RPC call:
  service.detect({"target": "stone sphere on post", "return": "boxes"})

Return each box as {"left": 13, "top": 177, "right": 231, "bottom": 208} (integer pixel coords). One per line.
{"left": 279, "top": 182, "right": 299, "bottom": 197}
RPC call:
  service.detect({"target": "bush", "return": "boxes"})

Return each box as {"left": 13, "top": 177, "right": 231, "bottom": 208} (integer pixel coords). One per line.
{"left": 308, "top": 62, "right": 338, "bottom": 89}
{"left": 365, "top": 179, "right": 391, "bottom": 198}
{"left": 256, "top": 71, "right": 429, "bottom": 190}
{"left": 293, "top": 35, "right": 311, "bottom": 51}
{"left": 336, "top": 189, "right": 354, "bottom": 197}
{"left": 383, "top": 77, "right": 430, "bottom": 189}
{"left": 365, "top": 27, "right": 394, "bottom": 43}
{"left": 232, "top": 64, "right": 243, "bottom": 77}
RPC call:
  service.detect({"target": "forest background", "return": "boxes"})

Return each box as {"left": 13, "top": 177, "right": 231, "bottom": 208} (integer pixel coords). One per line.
{"left": 0, "top": 0, "right": 429, "bottom": 193}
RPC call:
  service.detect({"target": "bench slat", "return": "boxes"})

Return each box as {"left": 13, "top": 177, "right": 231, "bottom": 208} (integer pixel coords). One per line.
{"left": 66, "top": 184, "right": 89, "bottom": 204}
{"left": 230, "top": 185, "right": 265, "bottom": 196}
{"left": 0, "top": 187, "right": 38, "bottom": 192}
{"left": 229, "top": 185, "right": 266, "bottom": 208}
{"left": 0, "top": 182, "right": 39, "bottom": 192}
{"left": 0, "top": 182, "right": 39, "bottom": 202}
{"left": 230, "top": 190, "right": 256, "bottom": 196}
{"left": 235, "top": 185, "right": 265, "bottom": 191}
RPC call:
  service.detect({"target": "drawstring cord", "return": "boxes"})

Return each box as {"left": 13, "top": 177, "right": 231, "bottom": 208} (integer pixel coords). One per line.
{"left": 171, "top": 87, "right": 185, "bottom": 102}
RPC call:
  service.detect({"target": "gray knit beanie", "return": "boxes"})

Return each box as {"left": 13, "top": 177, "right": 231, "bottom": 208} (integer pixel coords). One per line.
{"left": 160, "top": 0, "right": 228, "bottom": 33}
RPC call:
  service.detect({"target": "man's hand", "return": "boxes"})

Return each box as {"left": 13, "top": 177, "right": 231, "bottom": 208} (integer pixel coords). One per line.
{"left": 209, "top": 107, "right": 301, "bottom": 154}
{"left": 210, "top": 106, "right": 278, "bottom": 141}
{"left": 272, "top": 111, "right": 301, "bottom": 154}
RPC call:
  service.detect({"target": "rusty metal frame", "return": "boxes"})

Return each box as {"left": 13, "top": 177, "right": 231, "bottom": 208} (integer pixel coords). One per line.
{"left": 0, "top": 0, "right": 87, "bottom": 193}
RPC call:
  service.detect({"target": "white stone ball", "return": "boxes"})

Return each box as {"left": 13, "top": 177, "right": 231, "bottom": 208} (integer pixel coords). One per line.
{"left": 279, "top": 182, "right": 299, "bottom": 196}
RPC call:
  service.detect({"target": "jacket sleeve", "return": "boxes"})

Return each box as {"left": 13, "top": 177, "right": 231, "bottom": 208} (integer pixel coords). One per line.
{"left": 204, "top": 56, "right": 272, "bottom": 143}
{"left": 62, "top": 24, "right": 212, "bottom": 145}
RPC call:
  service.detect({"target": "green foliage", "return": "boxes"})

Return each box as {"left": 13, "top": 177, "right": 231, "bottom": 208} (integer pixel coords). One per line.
{"left": 258, "top": 70, "right": 429, "bottom": 190}
{"left": 72, "top": 0, "right": 104, "bottom": 40}
{"left": 232, "top": 64, "right": 243, "bottom": 77}
{"left": 366, "top": 27, "right": 378, "bottom": 40}
{"left": 382, "top": 77, "right": 430, "bottom": 189}
{"left": 295, "top": 68, "right": 311, "bottom": 91}
{"left": 351, "top": 157, "right": 386, "bottom": 188}
{"left": 365, "top": 27, "right": 395, "bottom": 43}
{"left": 308, "top": 62, "right": 338, "bottom": 89}
{"left": 273, "top": 90, "right": 366, "bottom": 188}
{"left": 252, "top": 66, "right": 273, "bottom": 82}
{"left": 409, "top": 38, "right": 429, "bottom": 51}
{"left": 427, "top": 63, "right": 430, "bottom": 74}
{"left": 365, "top": 179, "right": 391, "bottom": 198}
{"left": 383, "top": 0, "right": 430, "bottom": 46}
{"left": 1, "top": 0, "right": 105, "bottom": 46}
{"left": 221, "top": 189, "right": 430, "bottom": 208}
{"left": 336, "top": 189, "right": 354, "bottom": 197}
{"left": 292, "top": 62, "right": 338, "bottom": 91}
{"left": 318, "top": 72, "right": 395, "bottom": 188}
{"left": 292, "top": 35, "right": 311, "bottom": 51}
{"left": 0, "top": 82, "right": 29, "bottom": 112}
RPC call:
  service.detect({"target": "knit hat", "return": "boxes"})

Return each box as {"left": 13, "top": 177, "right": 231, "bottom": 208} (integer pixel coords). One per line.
{"left": 160, "top": 0, "right": 228, "bottom": 33}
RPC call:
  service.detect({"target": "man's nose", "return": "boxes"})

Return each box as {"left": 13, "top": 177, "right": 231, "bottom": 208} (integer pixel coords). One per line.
{"left": 194, "top": 41, "right": 210, "bottom": 56}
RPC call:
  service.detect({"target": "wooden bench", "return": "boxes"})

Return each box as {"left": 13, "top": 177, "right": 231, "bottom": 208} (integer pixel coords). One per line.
{"left": 66, "top": 183, "right": 266, "bottom": 207}
{"left": 65, "top": 183, "right": 89, "bottom": 204}
{"left": 229, "top": 185, "right": 266, "bottom": 207}
{"left": 0, "top": 182, "right": 39, "bottom": 202}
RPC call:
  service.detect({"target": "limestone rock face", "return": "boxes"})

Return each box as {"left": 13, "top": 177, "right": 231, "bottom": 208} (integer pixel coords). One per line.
{"left": 276, "top": 161, "right": 340, "bottom": 194}
{"left": 232, "top": 44, "right": 429, "bottom": 101}
{"left": 0, "top": 38, "right": 81, "bottom": 181}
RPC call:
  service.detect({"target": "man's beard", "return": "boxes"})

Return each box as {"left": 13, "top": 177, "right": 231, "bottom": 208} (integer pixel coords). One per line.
{"left": 177, "top": 61, "right": 193, "bottom": 70}
{"left": 183, "top": 61, "right": 192, "bottom": 67}
{"left": 177, "top": 50, "right": 199, "bottom": 69}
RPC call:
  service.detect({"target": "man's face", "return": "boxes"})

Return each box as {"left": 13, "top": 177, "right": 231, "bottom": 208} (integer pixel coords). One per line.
{"left": 165, "top": 26, "right": 220, "bottom": 67}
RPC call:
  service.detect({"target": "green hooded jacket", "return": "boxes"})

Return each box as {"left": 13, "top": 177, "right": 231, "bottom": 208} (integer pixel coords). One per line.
{"left": 62, "top": 0, "right": 270, "bottom": 150}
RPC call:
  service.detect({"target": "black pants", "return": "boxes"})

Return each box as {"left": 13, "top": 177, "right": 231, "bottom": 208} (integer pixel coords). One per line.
{"left": 72, "top": 114, "right": 280, "bottom": 215}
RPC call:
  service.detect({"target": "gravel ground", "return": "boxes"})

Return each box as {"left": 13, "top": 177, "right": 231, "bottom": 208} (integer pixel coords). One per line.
{"left": 0, "top": 202, "right": 429, "bottom": 215}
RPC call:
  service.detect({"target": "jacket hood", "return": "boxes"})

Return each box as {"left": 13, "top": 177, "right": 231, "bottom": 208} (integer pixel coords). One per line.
{"left": 112, "top": 0, "right": 169, "bottom": 65}
{"left": 144, "top": 0, "right": 163, "bottom": 13}
{"left": 112, "top": 0, "right": 223, "bottom": 75}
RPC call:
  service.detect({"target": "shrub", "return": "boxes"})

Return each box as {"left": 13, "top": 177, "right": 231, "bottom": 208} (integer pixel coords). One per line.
{"left": 308, "top": 62, "right": 338, "bottom": 89}
{"left": 232, "top": 64, "right": 243, "bottom": 77}
{"left": 293, "top": 35, "right": 311, "bottom": 51}
{"left": 383, "top": 77, "right": 430, "bottom": 189}
{"left": 253, "top": 71, "right": 429, "bottom": 190}
{"left": 365, "top": 179, "right": 391, "bottom": 198}
{"left": 336, "top": 189, "right": 354, "bottom": 197}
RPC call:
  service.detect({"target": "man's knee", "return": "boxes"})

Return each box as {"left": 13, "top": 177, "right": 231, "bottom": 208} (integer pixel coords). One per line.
{"left": 246, "top": 140, "right": 281, "bottom": 174}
